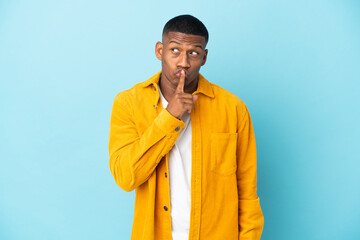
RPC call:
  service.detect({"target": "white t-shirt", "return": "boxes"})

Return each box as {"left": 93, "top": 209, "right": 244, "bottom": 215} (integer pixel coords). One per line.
{"left": 159, "top": 87, "right": 192, "bottom": 240}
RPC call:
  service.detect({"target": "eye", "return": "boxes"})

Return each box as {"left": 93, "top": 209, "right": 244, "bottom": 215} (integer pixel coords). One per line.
{"left": 171, "top": 48, "right": 179, "bottom": 53}
{"left": 189, "top": 51, "right": 199, "bottom": 56}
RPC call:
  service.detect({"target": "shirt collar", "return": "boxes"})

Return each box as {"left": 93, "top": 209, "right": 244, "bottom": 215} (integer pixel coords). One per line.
{"left": 140, "top": 70, "right": 215, "bottom": 98}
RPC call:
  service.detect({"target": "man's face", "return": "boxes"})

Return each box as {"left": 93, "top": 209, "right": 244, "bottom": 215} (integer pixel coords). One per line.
{"left": 155, "top": 32, "right": 208, "bottom": 89}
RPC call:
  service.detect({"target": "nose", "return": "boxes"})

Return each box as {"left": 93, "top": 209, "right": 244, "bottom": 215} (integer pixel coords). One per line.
{"left": 177, "top": 52, "right": 190, "bottom": 69}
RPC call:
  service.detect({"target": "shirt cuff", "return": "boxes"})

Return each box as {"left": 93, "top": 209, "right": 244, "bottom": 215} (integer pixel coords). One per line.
{"left": 154, "top": 108, "right": 186, "bottom": 138}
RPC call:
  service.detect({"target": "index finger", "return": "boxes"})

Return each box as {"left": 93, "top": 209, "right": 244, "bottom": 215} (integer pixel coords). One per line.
{"left": 176, "top": 70, "right": 185, "bottom": 93}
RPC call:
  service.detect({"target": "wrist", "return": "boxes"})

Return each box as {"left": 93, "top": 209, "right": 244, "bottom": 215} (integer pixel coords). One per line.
{"left": 166, "top": 107, "right": 182, "bottom": 120}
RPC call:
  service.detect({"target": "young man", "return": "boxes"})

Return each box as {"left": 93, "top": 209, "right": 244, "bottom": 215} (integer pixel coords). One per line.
{"left": 109, "top": 15, "right": 264, "bottom": 240}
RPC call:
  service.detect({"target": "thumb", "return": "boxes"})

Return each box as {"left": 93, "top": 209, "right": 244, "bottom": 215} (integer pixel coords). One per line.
{"left": 193, "top": 95, "right": 198, "bottom": 102}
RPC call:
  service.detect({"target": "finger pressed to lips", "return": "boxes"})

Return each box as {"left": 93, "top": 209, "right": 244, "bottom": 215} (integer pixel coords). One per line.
{"left": 176, "top": 71, "right": 185, "bottom": 93}
{"left": 176, "top": 69, "right": 188, "bottom": 78}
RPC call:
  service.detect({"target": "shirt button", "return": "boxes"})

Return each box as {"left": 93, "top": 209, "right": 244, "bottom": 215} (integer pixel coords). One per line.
{"left": 164, "top": 206, "right": 168, "bottom": 211}
{"left": 175, "top": 126, "right": 180, "bottom": 131}
{"left": 165, "top": 172, "right": 167, "bottom": 178}
{"left": 153, "top": 86, "right": 156, "bottom": 91}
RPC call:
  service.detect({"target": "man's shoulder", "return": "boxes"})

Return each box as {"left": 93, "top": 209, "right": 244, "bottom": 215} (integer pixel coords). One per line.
{"left": 209, "top": 81, "right": 247, "bottom": 108}
{"left": 113, "top": 71, "right": 161, "bottom": 103}
{"left": 115, "top": 81, "right": 146, "bottom": 97}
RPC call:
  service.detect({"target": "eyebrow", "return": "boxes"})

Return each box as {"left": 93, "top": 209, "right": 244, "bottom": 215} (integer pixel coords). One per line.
{"left": 169, "top": 40, "right": 203, "bottom": 50}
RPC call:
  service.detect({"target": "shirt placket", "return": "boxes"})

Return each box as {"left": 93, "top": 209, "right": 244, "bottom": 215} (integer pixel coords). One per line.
{"left": 188, "top": 98, "right": 202, "bottom": 240}
{"left": 152, "top": 83, "right": 173, "bottom": 240}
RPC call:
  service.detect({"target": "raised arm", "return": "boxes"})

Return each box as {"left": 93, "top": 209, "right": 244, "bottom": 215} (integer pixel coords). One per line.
{"left": 109, "top": 91, "right": 185, "bottom": 192}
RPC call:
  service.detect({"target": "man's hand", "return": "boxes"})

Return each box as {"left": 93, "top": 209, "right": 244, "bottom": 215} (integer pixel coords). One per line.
{"left": 166, "top": 70, "right": 198, "bottom": 119}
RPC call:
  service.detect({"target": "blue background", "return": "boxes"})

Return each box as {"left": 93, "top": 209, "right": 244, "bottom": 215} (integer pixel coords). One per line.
{"left": 1, "top": 0, "right": 359, "bottom": 239}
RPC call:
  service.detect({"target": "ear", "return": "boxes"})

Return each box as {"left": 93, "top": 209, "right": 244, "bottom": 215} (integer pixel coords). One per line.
{"left": 201, "top": 49, "right": 208, "bottom": 66}
{"left": 155, "top": 41, "right": 163, "bottom": 61}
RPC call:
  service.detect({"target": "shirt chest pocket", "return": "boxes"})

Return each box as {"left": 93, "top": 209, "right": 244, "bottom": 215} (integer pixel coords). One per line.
{"left": 210, "top": 132, "right": 238, "bottom": 175}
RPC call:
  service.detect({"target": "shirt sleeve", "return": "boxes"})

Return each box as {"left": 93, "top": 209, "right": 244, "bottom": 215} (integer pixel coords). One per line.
{"left": 237, "top": 103, "right": 264, "bottom": 240}
{"left": 109, "top": 91, "right": 185, "bottom": 192}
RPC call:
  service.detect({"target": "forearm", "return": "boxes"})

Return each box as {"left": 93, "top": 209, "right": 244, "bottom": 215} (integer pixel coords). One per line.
{"left": 109, "top": 100, "right": 185, "bottom": 192}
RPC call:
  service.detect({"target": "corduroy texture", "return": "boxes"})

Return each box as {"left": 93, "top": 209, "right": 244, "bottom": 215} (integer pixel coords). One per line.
{"left": 109, "top": 71, "right": 264, "bottom": 240}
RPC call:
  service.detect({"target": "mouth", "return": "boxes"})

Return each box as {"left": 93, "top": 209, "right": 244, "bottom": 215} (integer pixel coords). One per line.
{"left": 175, "top": 69, "right": 188, "bottom": 78}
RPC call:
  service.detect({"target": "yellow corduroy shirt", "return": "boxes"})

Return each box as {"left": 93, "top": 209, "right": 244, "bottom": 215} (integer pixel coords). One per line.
{"left": 109, "top": 71, "right": 264, "bottom": 240}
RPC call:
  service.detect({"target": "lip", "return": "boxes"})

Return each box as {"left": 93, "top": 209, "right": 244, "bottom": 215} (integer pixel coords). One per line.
{"left": 175, "top": 69, "right": 188, "bottom": 78}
